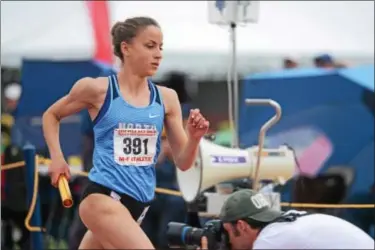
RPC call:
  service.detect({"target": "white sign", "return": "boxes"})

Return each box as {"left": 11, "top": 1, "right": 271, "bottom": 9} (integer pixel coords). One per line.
{"left": 251, "top": 193, "right": 270, "bottom": 209}
{"left": 208, "top": 0, "right": 260, "bottom": 25}
{"left": 262, "top": 192, "right": 281, "bottom": 210}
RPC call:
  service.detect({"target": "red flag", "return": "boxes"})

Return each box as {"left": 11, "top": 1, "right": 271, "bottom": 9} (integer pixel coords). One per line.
{"left": 86, "top": 1, "right": 113, "bottom": 64}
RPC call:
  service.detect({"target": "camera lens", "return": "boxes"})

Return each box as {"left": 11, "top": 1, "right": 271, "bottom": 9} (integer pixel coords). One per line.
{"left": 166, "top": 222, "right": 203, "bottom": 246}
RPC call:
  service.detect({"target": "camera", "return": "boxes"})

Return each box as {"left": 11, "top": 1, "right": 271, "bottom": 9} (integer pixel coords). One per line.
{"left": 166, "top": 219, "right": 228, "bottom": 250}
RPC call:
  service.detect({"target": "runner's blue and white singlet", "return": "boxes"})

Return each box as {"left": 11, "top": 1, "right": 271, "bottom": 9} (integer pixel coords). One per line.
{"left": 88, "top": 75, "right": 164, "bottom": 202}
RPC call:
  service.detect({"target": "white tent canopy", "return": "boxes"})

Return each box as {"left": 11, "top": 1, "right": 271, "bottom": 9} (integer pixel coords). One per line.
{"left": 2, "top": 1, "right": 374, "bottom": 79}
{"left": 1, "top": 1, "right": 94, "bottom": 67}
{"left": 115, "top": 1, "right": 374, "bottom": 55}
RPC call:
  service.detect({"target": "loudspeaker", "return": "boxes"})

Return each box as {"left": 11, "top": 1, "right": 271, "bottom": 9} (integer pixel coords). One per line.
{"left": 176, "top": 138, "right": 297, "bottom": 202}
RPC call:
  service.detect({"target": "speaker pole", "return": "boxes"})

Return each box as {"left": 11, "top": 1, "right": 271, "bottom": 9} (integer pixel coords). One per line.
{"left": 244, "top": 99, "right": 282, "bottom": 190}
{"left": 207, "top": 1, "right": 260, "bottom": 147}
{"left": 230, "top": 21, "right": 239, "bottom": 147}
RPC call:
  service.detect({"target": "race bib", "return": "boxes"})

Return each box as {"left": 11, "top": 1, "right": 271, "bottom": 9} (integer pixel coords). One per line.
{"left": 114, "top": 128, "right": 158, "bottom": 166}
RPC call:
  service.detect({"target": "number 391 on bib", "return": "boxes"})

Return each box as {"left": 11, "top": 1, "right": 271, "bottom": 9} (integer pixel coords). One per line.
{"left": 113, "top": 128, "right": 158, "bottom": 166}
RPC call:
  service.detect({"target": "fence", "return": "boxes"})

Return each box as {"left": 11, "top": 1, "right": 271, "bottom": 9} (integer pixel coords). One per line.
{"left": 1, "top": 143, "right": 374, "bottom": 249}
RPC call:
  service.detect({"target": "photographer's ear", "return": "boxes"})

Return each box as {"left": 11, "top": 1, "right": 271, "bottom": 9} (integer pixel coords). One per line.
{"left": 237, "top": 220, "right": 248, "bottom": 231}
{"left": 224, "top": 222, "right": 240, "bottom": 237}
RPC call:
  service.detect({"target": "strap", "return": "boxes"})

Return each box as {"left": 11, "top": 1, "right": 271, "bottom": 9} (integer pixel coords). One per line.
{"left": 111, "top": 74, "right": 119, "bottom": 100}
{"left": 273, "top": 210, "right": 312, "bottom": 223}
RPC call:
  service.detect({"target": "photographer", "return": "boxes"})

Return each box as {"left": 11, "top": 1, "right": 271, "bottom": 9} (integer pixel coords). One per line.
{"left": 212, "top": 189, "right": 374, "bottom": 249}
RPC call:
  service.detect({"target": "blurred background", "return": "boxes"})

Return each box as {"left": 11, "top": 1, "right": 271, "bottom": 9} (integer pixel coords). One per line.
{"left": 1, "top": 1, "right": 374, "bottom": 249}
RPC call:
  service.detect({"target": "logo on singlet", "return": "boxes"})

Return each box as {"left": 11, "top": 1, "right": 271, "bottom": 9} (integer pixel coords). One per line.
{"left": 114, "top": 123, "right": 158, "bottom": 166}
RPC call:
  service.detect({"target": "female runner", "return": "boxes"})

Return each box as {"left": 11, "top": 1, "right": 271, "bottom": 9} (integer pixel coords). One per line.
{"left": 43, "top": 16, "right": 209, "bottom": 249}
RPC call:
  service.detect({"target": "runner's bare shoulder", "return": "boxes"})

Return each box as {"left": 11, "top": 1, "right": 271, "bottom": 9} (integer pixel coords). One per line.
{"left": 156, "top": 85, "right": 180, "bottom": 116}
{"left": 71, "top": 77, "right": 110, "bottom": 108}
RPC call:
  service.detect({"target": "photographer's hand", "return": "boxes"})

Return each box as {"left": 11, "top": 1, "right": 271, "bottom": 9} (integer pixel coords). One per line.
{"left": 197, "top": 236, "right": 208, "bottom": 250}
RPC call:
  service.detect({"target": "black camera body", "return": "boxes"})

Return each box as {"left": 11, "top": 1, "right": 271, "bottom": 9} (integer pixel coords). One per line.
{"left": 167, "top": 219, "right": 227, "bottom": 250}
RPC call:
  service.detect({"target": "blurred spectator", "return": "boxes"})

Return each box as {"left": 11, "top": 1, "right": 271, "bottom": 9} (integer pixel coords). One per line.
{"left": 1, "top": 119, "right": 29, "bottom": 250}
{"left": 283, "top": 58, "right": 299, "bottom": 69}
{"left": 292, "top": 173, "right": 348, "bottom": 215}
{"left": 334, "top": 62, "right": 347, "bottom": 68}
{"left": 3, "top": 83, "right": 21, "bottom": 113}
{"left": 314, "top": 54, "right": 336, "bottom": 69}
{"left": 1, "top": 119, "right": 12, "bottom": 250}
{"left": 1, "top": 114, "right": 14, "bottom": 152}
{"left": 1, "top": 82, "right": 29, "bottom": 250}
{"left": 3, "top": 83, "right": 24, "bottom": 147}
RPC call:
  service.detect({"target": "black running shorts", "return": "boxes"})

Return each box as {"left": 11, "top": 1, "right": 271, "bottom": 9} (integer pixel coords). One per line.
{"left": 80, "top": 180, "right": 152, "bottom": 224}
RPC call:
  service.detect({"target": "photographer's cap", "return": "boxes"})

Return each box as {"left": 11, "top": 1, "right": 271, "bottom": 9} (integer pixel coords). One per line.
{"left": 219, "top": 189, "right": 283, "bottom": 223}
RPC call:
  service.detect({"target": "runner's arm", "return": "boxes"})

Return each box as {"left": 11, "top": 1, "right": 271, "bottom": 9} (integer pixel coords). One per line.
{"left": 42, "top": 77, "right": 96, "bottom": 161}
{"left": 162, "top": 88, "right": 199, "bottom": 171}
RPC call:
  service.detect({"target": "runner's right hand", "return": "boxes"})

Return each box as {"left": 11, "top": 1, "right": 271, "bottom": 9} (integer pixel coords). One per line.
{"left": 48, "top": 158, "right": 71, "bottom": 187}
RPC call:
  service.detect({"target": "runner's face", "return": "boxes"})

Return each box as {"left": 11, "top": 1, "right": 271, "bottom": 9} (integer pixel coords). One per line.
{"left": 127, "top": 25, "right": 163, "bottom": 77}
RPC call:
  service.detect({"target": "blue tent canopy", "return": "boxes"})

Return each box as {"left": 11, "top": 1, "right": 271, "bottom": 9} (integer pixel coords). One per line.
{"left": 339, "top": 64, "right": 374, "bottom": 91}
{"left": 14, "top": 59, "right": 116, "bottom": 157}
{"left": 239, "top": 64, "right": 374, "bottom": 195}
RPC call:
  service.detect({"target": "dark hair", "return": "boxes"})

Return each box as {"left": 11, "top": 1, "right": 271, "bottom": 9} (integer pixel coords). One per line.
{"left": 111, "top": 16, "right": 160, "bottom": 61}
{"left": 228, "top": 217, "right": 269, "bottom": 238}
{"left": 231, "top": 217, "right": 269, "bottom": 230}
{"left": 244, "top": 217, "right": 270, "bottom": 230}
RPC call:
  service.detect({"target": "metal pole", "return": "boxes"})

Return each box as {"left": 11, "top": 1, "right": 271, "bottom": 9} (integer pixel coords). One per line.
{"left": 24, "top": 143, "right": 44, "bottom": 249}
{"left": 231, "top": 22, "right": 239, "bottom": 148}
{"left": 244, "top": 99, "right": 282, "bottom": 191}
{"left": 226, "top": 23, "right": 235, "bottom": 148}
{"left": 233, "top": 22, "right": 240, "bottom": 147}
